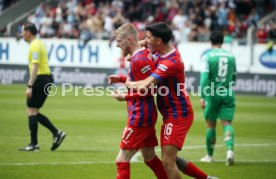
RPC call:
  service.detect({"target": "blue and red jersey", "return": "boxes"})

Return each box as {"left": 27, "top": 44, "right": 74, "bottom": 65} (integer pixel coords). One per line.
{"left": 126, "top": 48, "right": 157, "bottom": 127}
{"left": 150, "top": 48, "right": 193, "bottom": 121}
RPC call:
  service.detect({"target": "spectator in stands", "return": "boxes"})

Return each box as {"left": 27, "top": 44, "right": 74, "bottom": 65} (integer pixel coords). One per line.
{"left": 268, "top": 20, "right": 276, "bottom": 41}
{"left": 1, "top": 0, "right": 275, "bottom": 43}
{"left": 256, "top": 24, "right": 268, "bottom": 43}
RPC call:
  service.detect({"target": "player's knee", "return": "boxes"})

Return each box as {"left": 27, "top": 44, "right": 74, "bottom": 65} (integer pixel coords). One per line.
{"left": 162, "top": 158, "right": 174, "bottom": 170}
{"left": 27, "top": 108, "right": 38, "bottom": 116}
{"left": 143, "top": 154, "right": 155, "bottom": 162}
{"left": 221, "top": 120, "right": 231, "bottom": 126}
{"left": 207, "top": 121, "right": 216, "bottom": 128}
{"left": 116, "top": 152, "right": 131, "bottom": 163}
{"left": 141, "top": 148, "right": 155, "bottom": 161}
{"left": 116, "top": 155, "right": 125, "bottom": 163}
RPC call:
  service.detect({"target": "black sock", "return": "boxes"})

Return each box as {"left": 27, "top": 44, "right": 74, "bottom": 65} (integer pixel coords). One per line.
{"left": 28, "top": 115, "right": 38, "bottom": 145}
{"left": 176, "top": 156, "right": 189, "bottom": 171}
{"left": 37, "top": 113, "right": 58, "bottom": 136}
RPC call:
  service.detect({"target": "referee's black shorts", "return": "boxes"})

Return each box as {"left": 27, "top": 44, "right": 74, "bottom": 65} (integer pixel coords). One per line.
{"left": 27, "top": 74, "right": 54, "bottom": 108}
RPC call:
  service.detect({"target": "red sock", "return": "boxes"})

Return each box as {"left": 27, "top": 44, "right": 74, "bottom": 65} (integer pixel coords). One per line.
{"left": 183, "top": 162, "right": 208, "bottom": 179}
{"left": 145, "top": 156, "right": 168, "bottom": 179}
{"left": 116, "top": 162, "right": 130, "bottom": 179}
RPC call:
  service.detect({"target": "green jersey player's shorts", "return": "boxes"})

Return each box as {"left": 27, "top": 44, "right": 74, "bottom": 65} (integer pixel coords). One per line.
{"left": 204, "top": 89, "right": 235, "bottom": 121}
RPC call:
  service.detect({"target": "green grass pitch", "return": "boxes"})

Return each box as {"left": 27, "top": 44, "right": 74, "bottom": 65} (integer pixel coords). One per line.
{"left": 0, "top": 84, "right": 276, "bottom": 179}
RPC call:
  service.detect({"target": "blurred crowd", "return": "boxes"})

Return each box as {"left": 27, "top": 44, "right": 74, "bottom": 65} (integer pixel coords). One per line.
{"left": 0, "top": 0, "right": 19, "bottom": 14}
{"left": 3, "top": 0, "right": 276, "bottom": 44}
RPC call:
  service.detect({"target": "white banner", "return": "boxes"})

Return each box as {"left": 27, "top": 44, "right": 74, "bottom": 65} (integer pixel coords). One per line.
{"left": 0, "top": 38, "right": 275, "bottom": 74}
{"left": 0, "top": 38, "right": 121, "bottom": 68}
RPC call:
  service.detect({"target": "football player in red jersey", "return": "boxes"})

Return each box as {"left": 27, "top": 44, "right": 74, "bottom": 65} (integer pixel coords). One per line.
{"left": 126, "top": 22, "right": 217, "bottom": 179}
{"left": 108, "top": 23, "right": 168, "bottom": 179}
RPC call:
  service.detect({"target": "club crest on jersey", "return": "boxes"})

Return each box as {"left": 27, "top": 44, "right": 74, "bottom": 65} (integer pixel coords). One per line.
{"left": 152, "top": 54, "right": 158, "bottom": 63}
{"left": 157, "top": 64, "right": 168, "bottom": 72}
{"left": 141, "top": 65, "right": 151, "bottom": 74}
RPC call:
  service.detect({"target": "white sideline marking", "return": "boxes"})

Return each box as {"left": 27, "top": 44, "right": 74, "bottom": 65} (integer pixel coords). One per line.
{"left": 1, "top": 160, "right": 276, "bottom": 166}
{"left": 131, "top": 143, "right": 276, "bottom": 162}
{"left": 1, "top": 143, "right": 276, "bottom": 166}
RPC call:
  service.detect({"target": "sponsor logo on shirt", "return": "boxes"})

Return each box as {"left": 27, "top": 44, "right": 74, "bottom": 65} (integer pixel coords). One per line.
{"left": 157, "top": 64, "right": 168, "bottom": 72}
{"left": 141, "top": 65, "right": 151, "bottom": 74}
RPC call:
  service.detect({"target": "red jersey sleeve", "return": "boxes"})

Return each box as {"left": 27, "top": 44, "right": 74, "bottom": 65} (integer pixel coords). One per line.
{"left": 150, "top": 59, "right": 177, "bottom": 82}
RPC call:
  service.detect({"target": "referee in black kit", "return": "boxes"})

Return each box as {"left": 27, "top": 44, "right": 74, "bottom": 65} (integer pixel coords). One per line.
{"left": 19, "top": 22, "right": 66, "bottom": 152}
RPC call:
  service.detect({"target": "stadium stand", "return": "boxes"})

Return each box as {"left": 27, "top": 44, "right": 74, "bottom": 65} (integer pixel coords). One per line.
{"left": 0, "top": 0, "right": 275, "bottom": 44}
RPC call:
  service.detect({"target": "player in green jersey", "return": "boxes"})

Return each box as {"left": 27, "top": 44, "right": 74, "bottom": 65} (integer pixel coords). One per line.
{"left": 199, "top": 31, "right": 236, "bottom": 166}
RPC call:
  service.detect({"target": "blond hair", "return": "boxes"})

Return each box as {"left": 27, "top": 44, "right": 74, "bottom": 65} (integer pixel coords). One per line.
{"left": 114, "top": 23, "right": 138, "bottom": 40}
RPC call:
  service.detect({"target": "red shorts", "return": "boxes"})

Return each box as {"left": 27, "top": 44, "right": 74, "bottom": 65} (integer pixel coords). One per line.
{"left": 160, "top": 114, "right": 194, "bottom": 150}
{"left": 120, "top": 126, "right": 158, "bottom": 150}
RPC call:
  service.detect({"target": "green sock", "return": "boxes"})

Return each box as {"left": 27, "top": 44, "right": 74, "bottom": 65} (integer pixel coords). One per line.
{"left": 206, "top": 128, "right": 216, "bottom": 156}
{"left": 224, "top": 125, "right": 234, "bottom": 150}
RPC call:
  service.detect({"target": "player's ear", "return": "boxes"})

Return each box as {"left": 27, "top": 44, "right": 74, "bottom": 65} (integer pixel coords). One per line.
{"left": 127, "top": 37, "right": 132, "bottom": 44}
{"left": 157, "top": 37, "right": 162, "bottom": 45}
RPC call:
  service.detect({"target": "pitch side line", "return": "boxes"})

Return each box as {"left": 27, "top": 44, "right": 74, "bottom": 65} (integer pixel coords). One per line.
{"left": 1, "top": 160, "right": 276, "bottom": 166}
{"left": 130, "top": 143, "right": 276, "bottom": 162}
{"left": 1, "top": 143, "right": 276, "bottom": 166}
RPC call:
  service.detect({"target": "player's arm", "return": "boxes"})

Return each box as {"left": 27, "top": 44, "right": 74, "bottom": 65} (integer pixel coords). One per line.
{"left": 113, "top": 90, "right": 153, "bottom": 101}
{"left": 232, "top": 57, "right": 237, "bottom": 84}
{"left": 126, "top": 76, "right": 158, "bottom": 89}
{"left": 26, "top": 46, "right": 40, "bottom": 98}
{"left": 26, "top": 63, "right": 38, "bottom": 98}
{"left": 107, "top": 75, "right": 127, "bottom": 84}
{"left": 126, "top": 55, "right": 160, "bottom": 89}
{"left": 199, "top": 55, "right": 209, "bottom": 108}
{"left": 126, "top": 60, "right": 174, "bottom": 89}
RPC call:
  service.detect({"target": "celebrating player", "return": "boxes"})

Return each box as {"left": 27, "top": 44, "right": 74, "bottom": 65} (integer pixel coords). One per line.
{"left": 126, "top": 22, "right": 217, "bottom": 179}
{"left": 108, "top": 23, "right": 168, "bottom": 179}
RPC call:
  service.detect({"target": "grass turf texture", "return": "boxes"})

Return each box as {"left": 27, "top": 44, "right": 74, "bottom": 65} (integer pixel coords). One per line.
{"left": 0, "top": 84, "right": 276, "bottom": 179}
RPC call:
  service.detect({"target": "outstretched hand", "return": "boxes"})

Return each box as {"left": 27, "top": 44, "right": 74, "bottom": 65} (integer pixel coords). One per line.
{"left": 107, "top": 75, "right": 120, "bottom": 84}
{"left": 112, "top": 90, "right": 126, "bottom": 101}
{"left": 125, "top": 78, "right": 135, "bottom": 88}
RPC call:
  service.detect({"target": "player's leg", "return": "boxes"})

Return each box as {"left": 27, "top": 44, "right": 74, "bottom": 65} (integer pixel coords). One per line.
{"left": 140, "top": 147, "right": 168, "bottom": 179}
{"left": 38, "top": 76, "right": 66, "bottom": 151}
{"left": 27, "top": 107, "right": 39, "bottom": 145}
{"left": 219, "top": 91, "right": 235, "bottom": 166}
{"left": 176, "top": 157, "right": 213, "bottom": 179}
{"left": 141, "top": 128, "right": 168, "bottom": 179}
{"left": 201, "top": 96, "right": 219, "bottom": 162}
{"left": 200, "top": 119, "right": 216, "bottom": 162}
{"left": 221, "top": 120, "right": 234, "bottom": 166}
{"left": 161, "top": 145, "right": 182, "bottom": 179}
{"left": 36, "top": 76, "right": 58, "bottom": 136}
{"left": 19, "top": 106, "right": 40, "bottom": 151}
{"left": 116, "top": 149, "right": 137, "bottom": 179}
{"left": 116, "top": 126, "right": 148, "bottom": 179}
{"left": 19, "top": 79, "right": 42, "bottom": 152}
{"left": 160, "top": 118, "right": 193, "bottom": 179}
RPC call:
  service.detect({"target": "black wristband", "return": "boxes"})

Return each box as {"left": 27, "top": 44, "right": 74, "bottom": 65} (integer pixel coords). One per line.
{"left": 27, "top": 85, "right": 33, "bottom": 88}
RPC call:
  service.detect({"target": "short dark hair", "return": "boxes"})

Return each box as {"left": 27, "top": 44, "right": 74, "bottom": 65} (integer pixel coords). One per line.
{"left": 146, "top": 22, "right": 172, "bottom": 44}
{"left": 210, "top": 31, "right": 224, "bottom": 45}
{"left": 23, "top": 22, "right": 37, "bottom": 35}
